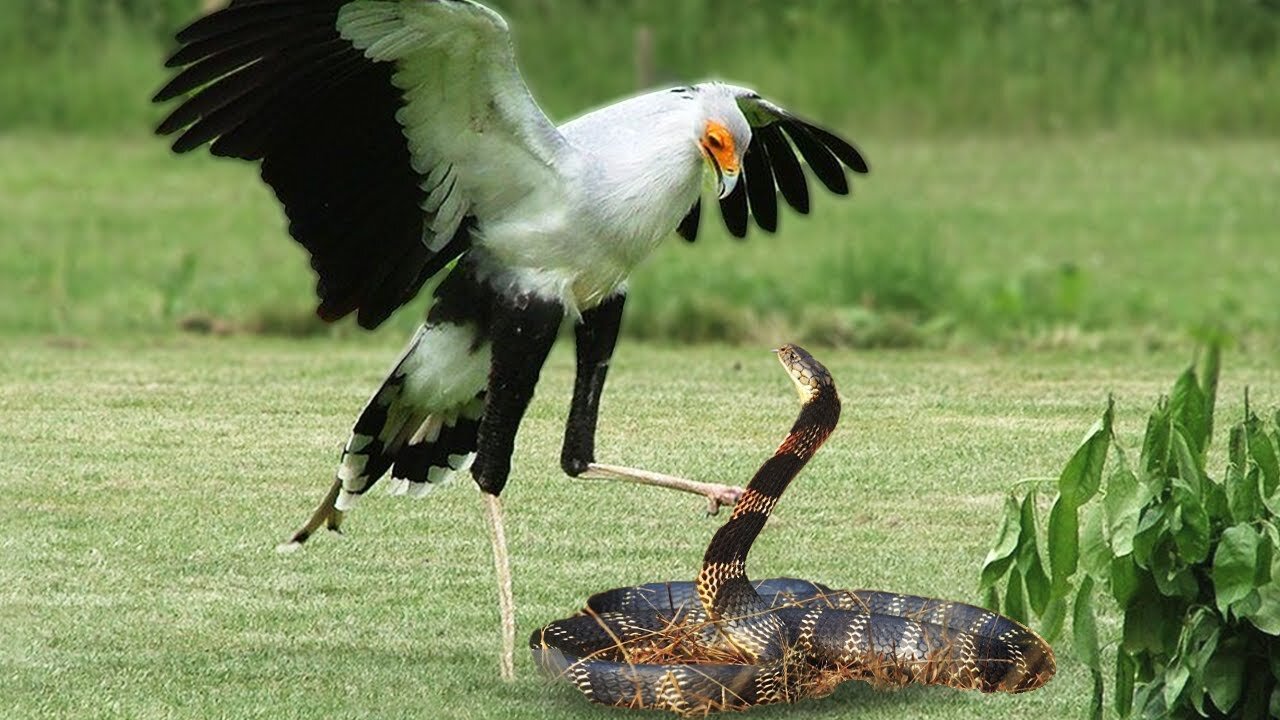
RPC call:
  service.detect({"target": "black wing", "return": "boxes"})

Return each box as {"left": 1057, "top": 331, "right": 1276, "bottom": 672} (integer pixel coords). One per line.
{"left": 153, "top": 0, "right": 469, "bottom": 329}
{"left": 682, "top": 95, "right": 869, "bottom": 241}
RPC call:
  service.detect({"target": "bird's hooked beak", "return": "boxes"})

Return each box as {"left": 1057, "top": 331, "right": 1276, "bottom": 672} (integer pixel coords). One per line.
{"left": 701, "top": 149, "right": 740, "bottom": 199}
{"left": 717, "top": 167, "right": 740, "bottom": 199}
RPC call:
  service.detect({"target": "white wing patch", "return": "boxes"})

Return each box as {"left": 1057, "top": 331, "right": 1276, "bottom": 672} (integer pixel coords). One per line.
{"left": 337, "top": 0, "right": 569, "bottom": 250}
{"left": 409, "top": 415, "right": 444, "bottom": 445}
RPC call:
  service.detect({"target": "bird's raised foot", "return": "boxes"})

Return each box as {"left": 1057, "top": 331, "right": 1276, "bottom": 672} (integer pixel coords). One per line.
{"left": 579, "top": 463, "right": 743, "bottom": 516}
{"left": 276, "top": 478, "right": 345, "bottom": 554}
{"left": 700, "top": 483, "right": 744, "bottom": 516}
{"left": 275, "top": 525, "right": 344, "bottom": 555}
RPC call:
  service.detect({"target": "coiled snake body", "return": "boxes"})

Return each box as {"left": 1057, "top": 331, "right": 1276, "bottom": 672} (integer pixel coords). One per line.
{"left": 531, "top": 346, "right": 1054, "bottom": 714}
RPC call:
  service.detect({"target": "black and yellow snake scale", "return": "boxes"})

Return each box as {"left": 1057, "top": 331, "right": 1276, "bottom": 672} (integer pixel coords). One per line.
{"left": 531, "top": 345, "right": 1055, "bottom": 715}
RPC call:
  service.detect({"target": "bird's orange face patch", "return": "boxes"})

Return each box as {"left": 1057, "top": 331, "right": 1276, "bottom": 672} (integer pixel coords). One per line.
{"left": 700, "top": 120, "right": 738, "bottom": 175}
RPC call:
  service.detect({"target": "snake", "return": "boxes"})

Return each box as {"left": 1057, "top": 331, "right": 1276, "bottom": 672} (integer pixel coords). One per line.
{"left": 530, "top": 344, "right": 1055, "bottom": 715}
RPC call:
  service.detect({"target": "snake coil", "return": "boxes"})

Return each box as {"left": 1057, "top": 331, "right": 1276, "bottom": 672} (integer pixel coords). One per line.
{"left": 531, "top": 345, "right": 1054, "bottom": 714}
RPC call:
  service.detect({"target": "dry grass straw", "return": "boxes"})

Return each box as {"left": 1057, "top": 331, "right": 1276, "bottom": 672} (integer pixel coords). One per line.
{"left": 544, "top": 584, "right": 1052, "bottom": 715}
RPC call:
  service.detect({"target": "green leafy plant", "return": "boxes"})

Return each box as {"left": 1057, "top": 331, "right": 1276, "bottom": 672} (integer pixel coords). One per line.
{"left": 979, "top": 345, "right": 1280, "bottom": 719}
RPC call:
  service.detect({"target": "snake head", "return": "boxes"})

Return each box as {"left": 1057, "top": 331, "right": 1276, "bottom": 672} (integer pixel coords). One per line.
{"left": 773, "top": 344, "right": 834, "bottom": 403}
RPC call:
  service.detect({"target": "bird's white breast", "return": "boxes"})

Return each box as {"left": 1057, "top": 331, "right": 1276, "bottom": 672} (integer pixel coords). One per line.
{"left": 473, "top": 90, "right": 706, "bottom": 315}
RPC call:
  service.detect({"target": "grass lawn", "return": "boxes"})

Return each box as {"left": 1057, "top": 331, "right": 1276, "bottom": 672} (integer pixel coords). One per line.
{"left": 2, "top": 121, "right": 1277, "bottom": 718}
{"left": 4, "top": 337, "right": 1278, "bottom": 719}
{"left": 2, "top": 133, "right": 1277, "bottom": 346}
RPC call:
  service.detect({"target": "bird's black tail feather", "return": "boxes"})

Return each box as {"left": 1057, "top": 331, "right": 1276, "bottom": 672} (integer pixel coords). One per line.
{"left": 332, "top": 321, "right": 491, "bottom": 511}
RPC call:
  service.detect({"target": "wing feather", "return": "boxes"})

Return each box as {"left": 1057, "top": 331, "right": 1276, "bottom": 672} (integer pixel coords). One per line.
{"left": 722, "top": 91, "right": 868, "bottom": 237}
{"left": 174, "top": 1, "right": 319, "bottom": 45}
{"left": 166, "top": 15, "right": 326, "bottom": 68}
{"left": 759, "top": 124, "right": 809, "bottom": 215}
{"left": 741, "top": 131, "right": 778, "bottom": 233}
{"left": 718, "top": 174, "right": 750, "bottom": 239}
{"left": 339, "top": 0, "right": 568, "bottom": 218}
{"left": 677, "top": 199, "right": 701, "bottom": 243}
{"left": 154, "top": 0, "right": 569, "bottom": 328}
{"left": 780, "top": 121, "right": 848, "bottom": 195}
{"left": 803, "top": 124, "right": 870, "bottom": 174}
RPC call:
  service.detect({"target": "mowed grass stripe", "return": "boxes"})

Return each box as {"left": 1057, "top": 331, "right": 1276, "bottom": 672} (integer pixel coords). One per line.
{"left": 4, "top": 339, "right": 1278, "bottom": 718}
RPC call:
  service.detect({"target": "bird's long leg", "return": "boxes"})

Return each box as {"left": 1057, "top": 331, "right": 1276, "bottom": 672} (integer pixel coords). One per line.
{"left": 558, "top": 292, "right": 625, "bottom": 477}
{"left": 473, "top": 290, "right": 564, "bottom": 680}
{"left": 579, "top": 463, "right": 743, "bottom": 515}
{"left": 561, "top": 292, "right": 743, "bottom": 515}
{"left": 482, "top": 492, "right": 516, "bottom": 681}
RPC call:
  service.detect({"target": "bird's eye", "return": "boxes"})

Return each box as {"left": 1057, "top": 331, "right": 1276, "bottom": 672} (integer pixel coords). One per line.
{"left": 707, "top": 133, "right": 724, "bottom": 150}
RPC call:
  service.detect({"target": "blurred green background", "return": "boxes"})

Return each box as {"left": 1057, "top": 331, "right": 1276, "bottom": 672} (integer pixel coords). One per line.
{"left": 1, "top": 0, "right": 1278, "bottom": 348}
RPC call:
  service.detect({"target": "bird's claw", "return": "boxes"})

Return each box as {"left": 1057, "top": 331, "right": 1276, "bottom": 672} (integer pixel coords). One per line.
{"left": 704, "top": 485, "right": 744, "bottom": 516}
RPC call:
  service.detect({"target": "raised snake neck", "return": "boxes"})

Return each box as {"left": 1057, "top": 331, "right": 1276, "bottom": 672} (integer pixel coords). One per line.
{"left": 531, "top": 345, "right": 1055, "bottom": 715}
{"left": 695, "top": 344, "right": 840, "bottom": 662}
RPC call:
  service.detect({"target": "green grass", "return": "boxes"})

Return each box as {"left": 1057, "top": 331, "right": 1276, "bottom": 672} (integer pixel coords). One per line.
{"left": 3, "top": 133, "right": 1277, "bottom": 348}
{"left": 5, "top": 339, "right": 1278, "bottom": 718}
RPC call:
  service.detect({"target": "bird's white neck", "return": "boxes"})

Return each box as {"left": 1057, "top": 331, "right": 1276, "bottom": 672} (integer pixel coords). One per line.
{"left": 470, "top": 91, "right": 709, "bottom": 313}
{"left": 566, "top": 92, "right": 705, "bottom": 252}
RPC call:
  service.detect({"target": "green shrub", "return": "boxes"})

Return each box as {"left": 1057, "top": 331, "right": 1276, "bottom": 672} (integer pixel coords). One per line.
{"left": 979, "top": 344, "right": 1280, "bottom": 718}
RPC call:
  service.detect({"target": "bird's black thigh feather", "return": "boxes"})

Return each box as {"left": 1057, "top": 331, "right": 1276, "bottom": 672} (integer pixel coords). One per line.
{"left": 561, "top": 292, "right": 626, "bottom": 476}
{"left": 471, "top": 292, "right": 563, "bottom": 496}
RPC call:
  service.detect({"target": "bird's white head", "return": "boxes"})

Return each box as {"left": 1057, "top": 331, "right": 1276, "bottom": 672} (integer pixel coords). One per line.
{"left": 694, "top": 84, "right": 753, "bottom": 199}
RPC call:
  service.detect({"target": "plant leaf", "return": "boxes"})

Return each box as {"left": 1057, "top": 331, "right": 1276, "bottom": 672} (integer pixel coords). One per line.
{"left": 1164, "top": 660, "right": 1191, "bottom": 709}
{"left": 1203, "top": 479, "right": 1230, "bottom": 527}
{"left": 1110, "top": 553, "right": 1141, "bottom": 607}
{"left": 1048, "top": 494, "right": 1079, "bottom": 591}
{"left": 1181, "top": 609, "right": 1221, "bottom": 716}
{"left": 1088, "top": 668, "right": 1104, "bottom": 720}
{"left": 1243, "top": 579, "right": 1280, "bottom": 635}
{"left": 1115, "top": 648, "right": 1137, "bottom": 718}
{"left": 1132, "top": 503, "right": 1167, "bottom": 569}
{"left": 1173, "top": 428, "right": 1207, "bottom": 500}
{"left": 1171, "top": 478, "right": 1210, "bottom": 564}
{"left": 1039, "top": 595, "right": 1068, "bottom": 644}
{"left": 1141, "top": 398, "right": 1173, "bottom": 484}
{"left": 1016, "top": 490, "right": 1042, "bottom": 566}
{"left": 1227, "top": 422, "right": 1262, "bottom": 522}
{"left": 1214, "top": 523, "right": 1261, "bottom": 613}
{"left": 980, "top": 493, "right": 1023, "bottom": 589}
{"left": 1170, "top": 365, "right": 1209, "bottom": 457}
{"left": 1124, "top": 591, "right": 1182, "bottom": 656}
{"left": 1135, "top": 685, "right": 1160, "bottom": 719}
{"left": 1059, "top": 402, "right": 1112, "bottom": 507}
{"left": 1248, "top": 417, "right": 1280, "bottom": 513}
{"left": 1024, "top": 559, "right": 1050, "bottom": 616}
{"left": 1005, "top": 566, "right": 1029, "bottom": 625}
{"left": 1198, "top": 342, "right": 1221, "bottom": 442}
{"left": 1014, "top": 491, "right": 1050, "bottom": 613}
{"left": 1152, "top": 533, "right": 1198, "bottom": 599}
{"left": 1105, "top": 463, "right": 1142, "bottom": 556}
{"left": 1258, "top": 523, "right": 1277, "bottom": 586}
{"left": 1122, "top": 595, "right": 1160, "bottom": 654}
{"left": 1073, "top": 576, "right": 1100, "bottom": 669}
{"left": 1205, "top": 640, "right": 1244, "bottom": 714}
{"left": 981, "top": 584, "right": 1000, "bottom": 613}
{"left": 1080, "top": 503, "right": 1112, "bottom": 579}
